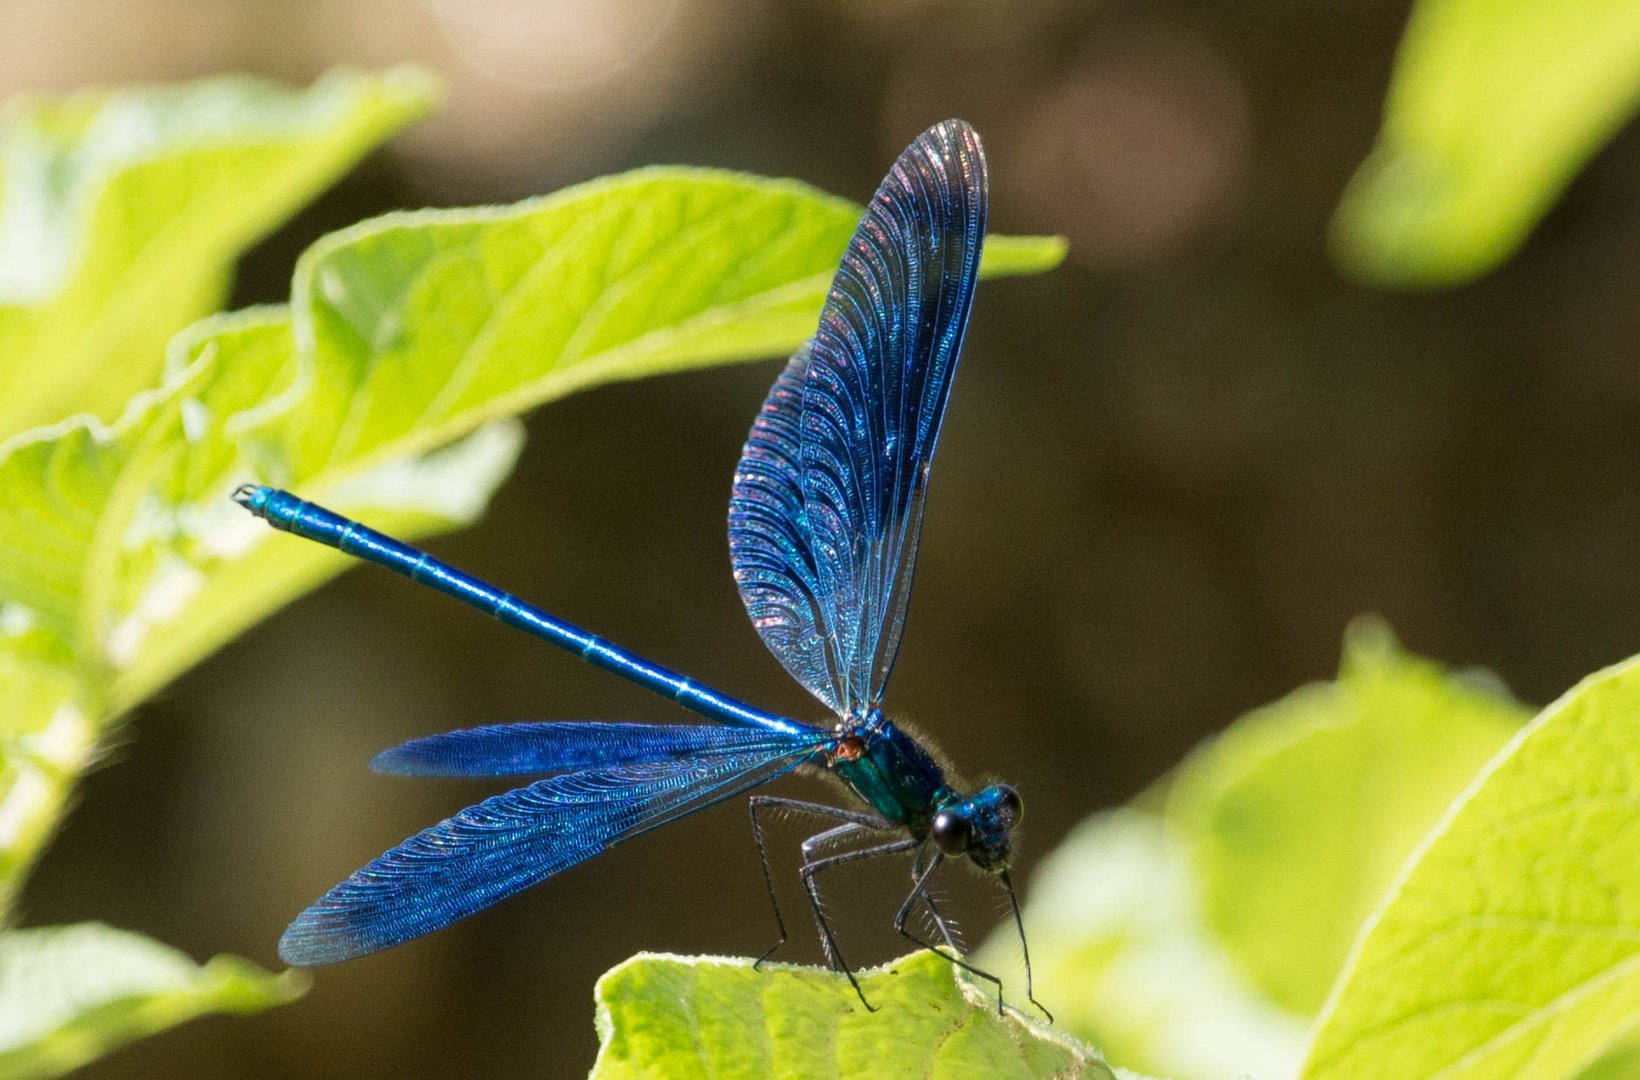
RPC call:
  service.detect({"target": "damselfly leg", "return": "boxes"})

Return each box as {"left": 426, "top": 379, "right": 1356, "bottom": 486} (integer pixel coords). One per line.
{"left": 746, "top": 796, "right": 892, "bottom": 970}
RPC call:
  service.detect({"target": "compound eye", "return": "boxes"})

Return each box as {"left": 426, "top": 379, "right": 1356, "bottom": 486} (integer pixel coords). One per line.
{"left": 996, "top": 785, "right": 1022, "bottom": 826}
{"left": 931, "top": 810, "right": 971, "bottom": 856}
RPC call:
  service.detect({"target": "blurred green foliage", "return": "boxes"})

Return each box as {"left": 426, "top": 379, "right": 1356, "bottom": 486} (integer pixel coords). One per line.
{"left": 1166, "top": 621, "right": 1526, "bottom": 1015}
{"left": 0, "top": 68, "right": 438, "bottom": 438}
{"left": 0, "top": 924, "right": 304, "bottom": 1080}
{"left": 1333, "top": 0, "right": 1640, "bottom": 286}
{"left": 0, "top": 70, "right": 1063, "bottom": 1078}
{"left": 974, "top": 807, "right": 1308, "bottom": 1079}
{"left": 1303, "top": 652, "right": 1640, "bottom": 1079}
{"left": 969, "top": 623, "right": 1640, "bottom": 1080}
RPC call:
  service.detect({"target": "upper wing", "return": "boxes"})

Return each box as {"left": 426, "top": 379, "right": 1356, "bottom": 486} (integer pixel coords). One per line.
{"left": 729, "top": 119, "right": 988, "bottom": 716}
{"left": 729, "top": 348, "right": 842, "bottom": 711}
{"left": 279, "top": 734, "right": 824, "bottom": 965}
{"left": 371, "top": 721, "right": 822, "bottom": 777}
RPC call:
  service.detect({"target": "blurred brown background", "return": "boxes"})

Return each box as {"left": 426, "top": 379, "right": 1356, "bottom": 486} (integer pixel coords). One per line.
{"left": 11, "top": 0, "right": 1640, "bottom": 1076}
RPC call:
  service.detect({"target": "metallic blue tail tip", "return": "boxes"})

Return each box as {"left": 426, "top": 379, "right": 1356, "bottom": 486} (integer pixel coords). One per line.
{"left": 233, "top": 483, "right": 272, "bottom": 516}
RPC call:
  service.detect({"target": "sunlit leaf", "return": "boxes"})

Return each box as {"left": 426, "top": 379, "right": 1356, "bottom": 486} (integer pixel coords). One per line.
{"left": 1302, "top": 652, "right": 1640, "bottom": 1079}
{"left": 977, "top": 810, "right": 1307, "bottom": 1080}
{"left": 1578, "top": 1033, "right": 1640, "bottom": 1080}
{"left": 1333, "top": 0, "right": 1640, "bottom": 286}
{"left": 0, "top": 309, "right": 526, "bottom": 895}
{"left": 278, "top": 175, "right": 1063, "bottom": 478}
{"left": 0, "top": 659, "right": 90, "bottom": 913}
{"left": 1167, "top": 619, "right": 1527, "bottom": 1014}
{"left": 591, "top": 949, "right": 1113, "bottom": 1080}
{"left": 983, "top": 622, "right": 1527, "bottom": 1080}
{"left": 0, "top": 67, "right": 438, "bottom": 437}
{"left": 0, "top": 922, "right": 304, "bottom": 1080}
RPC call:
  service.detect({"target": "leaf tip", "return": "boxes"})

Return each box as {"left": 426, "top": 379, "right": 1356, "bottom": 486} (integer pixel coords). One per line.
{"left": 1329, "top": 143, "right": 1507, "bottom": 290}
{"left": 982, "top": 233, "right": 1071, "bottom": 277}
{"left": 370, "top": 63, "right": 447, "bottom": 117}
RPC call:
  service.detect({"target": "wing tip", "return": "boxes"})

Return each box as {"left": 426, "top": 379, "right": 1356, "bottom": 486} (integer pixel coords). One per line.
{"left": 368, "top": 744, "right": 421, "bottom": 775}
{"left": 931, "top": 117, "right": 979, "bottom": 141}
{"left": 278, "top": 915, "right": 362, "bottom": 968}
{"left": 921, "top": 118, "right": 985, "bottom": 166}
{"left": 370, "top": 731, "right": 474, "bottom": 776}
{"left": 888, "top": 119, "right": 988, "bottom": 215}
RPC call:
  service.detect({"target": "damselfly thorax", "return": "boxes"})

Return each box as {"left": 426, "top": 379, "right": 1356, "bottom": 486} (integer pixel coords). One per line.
{"left": 821, "top": 710, "right": 1022, "bottom": 872}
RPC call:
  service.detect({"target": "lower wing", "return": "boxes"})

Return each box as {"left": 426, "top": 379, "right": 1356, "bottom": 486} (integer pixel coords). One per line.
{"left": 370, "top": 720, "right": 825, "bottom": 777}
{"left": 279, "top": 734, "right": 827, "bottom": 965}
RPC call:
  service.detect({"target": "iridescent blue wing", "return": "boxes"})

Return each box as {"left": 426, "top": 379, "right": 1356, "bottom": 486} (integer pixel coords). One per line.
{"left": 729, "top": 349, "right": 843, "bottom": 711}
{"left": 371, "top": 721, "right": 824, "bottom": 777}
{"left": 279, "top": 733, "right": 824, "bottom": 965}
{"left": 729, "top": 120, "right": 987, "bottom": 715}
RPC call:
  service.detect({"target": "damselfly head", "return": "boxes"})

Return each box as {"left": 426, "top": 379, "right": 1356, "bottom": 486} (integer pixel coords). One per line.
{"left": 931, "top": 783, "right": 1021, "bottom": 872}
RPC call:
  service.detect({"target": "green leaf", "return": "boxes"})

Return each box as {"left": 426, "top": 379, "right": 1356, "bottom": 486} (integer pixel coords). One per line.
{"left": 977, "top": 810, "right": 1308, "bottom": 1080}
{"left": 278, "top": 175, "right": 1063, "bottom": 478}
{"left": 0, "top": 922, "right": 304, "bottom": 1080}
{"left": 0, "top": 307, "right": 526, "bottom": 895}
{"left": 1301, "top": 651, "right": 1640, "bottom": 1080}
{"left": 590, "top": 949, "right": 1112, "bottom": 1080}
{"left": 1166, "top": 619, "right": 1528, "bottom": 1014}
{"left": 1578, "top": 1033, "right": 1640, "bottom": 1080}
{"left": 1332, "top": 0, "right": 1640, "bottom": 287}
{"left": 0, "top": 659, "right": 92, "bottom": 912}
{"left": 0, "top": 67, "right": 439, "bottom": 438}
